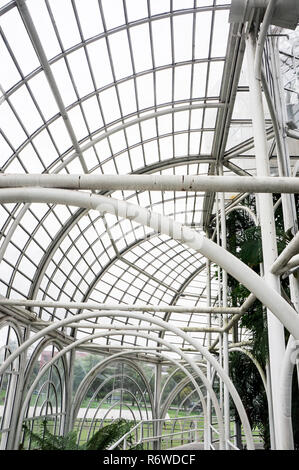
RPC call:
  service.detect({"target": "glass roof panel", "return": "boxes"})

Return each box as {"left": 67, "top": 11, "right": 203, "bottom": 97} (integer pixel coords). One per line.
{"left": 2, "top": 0, "right": 297, "bottom": 353}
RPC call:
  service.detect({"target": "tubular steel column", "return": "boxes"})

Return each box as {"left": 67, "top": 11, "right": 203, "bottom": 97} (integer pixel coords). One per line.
{"left": 246, "top": 31, "right": 286, "bottom": 449}
{"left": 7, "top": 326, "right": 31, "bottom": 450}
{"left": 219, "top": 167, "right": 230, "bottom": 450}
{"left": 215, "top": 195, "right": 224, "bottom": 420}
{"left": 206, "top": 257, "right": 212, "bottom": 449}
{"left": 65, "top": 349, "right": 76, "bottom": 434}
{"left": 269, "top": 36, "right": 299, "bottom": 449}
{"left": 154, "top": 363, "right": 162, "bottom": 450}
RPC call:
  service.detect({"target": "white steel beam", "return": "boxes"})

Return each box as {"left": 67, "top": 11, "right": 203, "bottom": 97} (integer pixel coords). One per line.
{"left": 0, "top": 298, "right": 241, "bottom": 314}
{"left": 1, "top": 174, "right": 299, "bottom": 193}
{"left": 247, "top": 28, "right": 285, "bottom": 449}
{"left": 0, "top": 188, "right": 298, "bottom": 340}
{"left": 0, "top": 310, "right": 255, "bottom": 450}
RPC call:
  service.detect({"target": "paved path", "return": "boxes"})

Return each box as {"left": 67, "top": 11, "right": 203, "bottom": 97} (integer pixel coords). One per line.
{"left": 0, "top": 405, "right": 169, "bottom": 420}
{"left": 168, "top": 442, "right": 205, "bottom": 450}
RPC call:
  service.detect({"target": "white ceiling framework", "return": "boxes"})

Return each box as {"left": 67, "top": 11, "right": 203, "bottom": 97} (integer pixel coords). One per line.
{"left": 0, "top": 0, "right": 298, "bottom": 356}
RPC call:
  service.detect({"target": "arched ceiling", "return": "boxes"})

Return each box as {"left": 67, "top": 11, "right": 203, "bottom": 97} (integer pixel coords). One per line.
{"left": 0, "top": 0, "right": 298, "bottom": 352}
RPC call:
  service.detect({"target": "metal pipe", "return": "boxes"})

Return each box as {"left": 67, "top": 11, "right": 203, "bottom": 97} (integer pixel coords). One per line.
{"left": 13, "top": 324, "right": 227, "bottom": 450}
{"left": 277, "top": 336, "right": 298, "bottom": 449}
{"left": 254, "top": 0, "right": 277, "bottom": 81}
{"left": 277, "top": 254, "right": 299, "bottom": 275}
{"left": 247, "top": 31, "right": 285, "bottom": 449}
{"left": 0, "top": 298, "right": 241, "bottom": 314}
{"left": 11, "top": 311, "right": 254, "bottom": 448}
{"left": 287, "top": 129, "right": 299, "bottom": 140}
{"left": 15, "top": 0, "right": 88, "bottom": 174}
{"left": 271, "top": 232, "right": 299, "bottom": 274}
{"left": 31, "top": 322, "right": 222, "bottom": 333}
{"left": 206, "top": 258, "right": 212, "bottom": 449}
{"left": 1, "top": 174, "right": 299, "bottom": 193}
{"left": 219, "top": 174, "right": 230, "bottom": 449}
{"left": 0, "top": 189, "right": 298, "bottom": 340}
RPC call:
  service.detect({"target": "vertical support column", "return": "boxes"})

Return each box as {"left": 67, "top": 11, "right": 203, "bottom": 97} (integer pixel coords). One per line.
{"left": 215, "top": 196, "right": 224, "bottom": 418}
{"left": 269, "top": 39, "right": 298, "bottom": 236}
{"left": 1, "top": 370, "right": 18, "bottom": 450}
{"left": 8, "top": 326, "right": 31, "bottom": 450}
{"left": 219, "top": 167, "right": 230, "bottom": 450}
{"left": 269, "top": 37, "right": 299, "bottom": 448}
{"left": 246, "top": 32, "right": 286, "bottom": 449}
{"left": 205, "top": 257, "right": 212, "bottom": 449}
{"left": 119, "top": 363, "right": 124, "bottom": 419}
{"left": 154, "top": 363, "right": 162, "bottom": 450}
{"left": 64, "top": 349, "right": 76, "bottom": 434}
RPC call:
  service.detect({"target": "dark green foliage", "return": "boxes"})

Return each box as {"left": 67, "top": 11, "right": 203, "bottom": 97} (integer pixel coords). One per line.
{"left": 22, "top": 418, "right": 139, "bottom": 451}
{"left": 229, "top": 352, "right": 270, "bottom": 449}
{"left": 22, "top": 420, "right": 78, "bottom": 450}
{"left": 81, "top": 419, "right": 136, "bottom": 450}
{"left": 237, "top": 226, "right": 263, "bottom": 267}
{"left": 224, "top": 195, "right": 291, "bottom": 449}
{"left": 223, "top": 194, "right": 299, "bottom": 449}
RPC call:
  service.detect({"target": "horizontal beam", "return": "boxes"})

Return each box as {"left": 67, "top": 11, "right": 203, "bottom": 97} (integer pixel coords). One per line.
{"left": 0, "top": 188, "right": 298, "bottom": 343}
{"left": 1, "top": 174, "right": 299, "bottom": 193}
{"left": 0, "top": 298, "right": 241, "bottom": 314}
{"left": 33, "top": 322, "right": 222, "bottom": 333}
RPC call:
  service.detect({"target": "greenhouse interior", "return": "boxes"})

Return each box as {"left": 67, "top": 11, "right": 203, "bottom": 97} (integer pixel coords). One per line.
{"left": 1, "top": 0, "right": 299, "bottom": 452}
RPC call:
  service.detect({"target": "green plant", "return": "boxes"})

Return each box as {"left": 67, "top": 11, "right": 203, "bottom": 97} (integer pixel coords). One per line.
{"left": 224, "top": 194, "right": 299, "bottom": 449}
{"left": 21, "top": 418, "right": 139, "bottom": 450}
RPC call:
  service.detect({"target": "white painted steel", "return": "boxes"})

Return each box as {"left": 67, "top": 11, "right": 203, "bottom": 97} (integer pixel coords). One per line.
{"left": 14, "top": 327, "right": 225, "bottom": 450}
{"left": 0, "top": 188, "right": 298, "bottom": 340}
{"left": 1, "top": 310, "right": 256, "bottom": 449}
{"left": 277, "top": 336, "right": 299, "bottom": 449}
{"left": 271, "top": 232, "right": 299, "bottom": 274}
{"left": 0, "top": 298, "right": 241, "bottom": 314}
{"left": 1, "top": 174, "right": 299, "bottom": 192}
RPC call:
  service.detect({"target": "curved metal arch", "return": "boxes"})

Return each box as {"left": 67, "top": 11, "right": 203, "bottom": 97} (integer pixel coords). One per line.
{"left": 51, "top": 224, "right": 179, "bottom": 314}
{"left": 0, "top": 310, "right": 258, "bottom": 449}
{"left": 0, "top": 153, "right": 212, "bottom": 258}
{"left": 160, "top": 374, "right": 204, "bottom": 419}
{"left": 229, "top": 347, "right": 267, "bottom": 393}
{"left": 1, "top": 189, "right": 297, "bottom": 339}
{"left": 0, "top": 317, "right": 23, "bottom": 350}
{"left": 25, "top": 361, "right": 64, "bottom": 416}
{"left": 25, "top": 378, "right": 58, "bottom": 418}
{"left": 225, "top": 204, "right": 259, "bottom": 226}
{"left": 160, "top": 366, "right": 188, "bottom": 408}
{"left": 87, "top": 387, "right": 144, "bottom": 426}
{"left": 178, "top": 389, "right": 203, "bottom": 416}
{"left": 39, "top": 228, "right": 203, "bottom": 335}
{"left": 3, "top": 80, "right": 220, "bottom": 176}
{"left": 75, "top": 372, "right": 151, "bottom": 423}
{"left": 10, "top": 325, "right": 230, "bottom": 449}
{"left": 53, "top": 102, "right": 223, "bottom": 174}
{"left": 26, "top": 155, "right": 209, "bottom": 304}
{"left": 3, "top": 4, "right": 229, "bottom": 101}
{"left": 159, "top": 363, "right": 206, "bottom": 410}
{"left": 72, "top": 357, "right": 154, "bottom": 425}
{"left": 92, "top": 238, "right": 206, "bottom": 348}
{"left": 25, "top": 343, "right": 210, "bottom": 450}
{"left": 23, "top": 337, "right": 67, "bottom": 392}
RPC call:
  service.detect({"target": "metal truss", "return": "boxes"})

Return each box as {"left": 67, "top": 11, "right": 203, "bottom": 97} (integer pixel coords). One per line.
{"left": 0, "top": 0, "right": 299, "bottom": 452}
